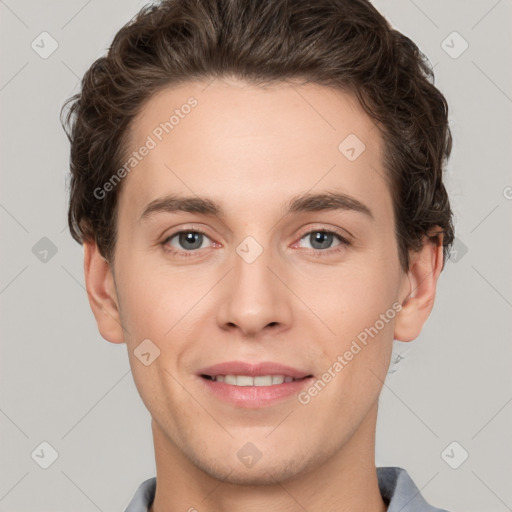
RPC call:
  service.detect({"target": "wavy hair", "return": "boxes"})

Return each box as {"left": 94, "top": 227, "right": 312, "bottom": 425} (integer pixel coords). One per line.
{"left": 61, "top": 0, "right": 454, "bottom": 271}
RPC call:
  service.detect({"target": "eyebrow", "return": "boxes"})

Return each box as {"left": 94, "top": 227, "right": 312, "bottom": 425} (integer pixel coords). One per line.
{"left": 139, "top": 190, "right": 374, "bottom": 222}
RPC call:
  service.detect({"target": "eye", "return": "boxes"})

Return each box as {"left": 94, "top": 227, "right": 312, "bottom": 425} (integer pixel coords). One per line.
{"left": 296, "top": 229, "right": 350, "bottom": 253}
{"left": 161, "top": 227, "right": 350, "bottom": 259}
{"left": 162, "top": 230, "right": 212, "bottom": 256}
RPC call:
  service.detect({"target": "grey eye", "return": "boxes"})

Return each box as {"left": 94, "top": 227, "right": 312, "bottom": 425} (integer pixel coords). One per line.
{"left": 300, "top": 231, "right": 340, "bottom": 250}
{"left": 167, "top": 231, "right": 209, "bottom": 251}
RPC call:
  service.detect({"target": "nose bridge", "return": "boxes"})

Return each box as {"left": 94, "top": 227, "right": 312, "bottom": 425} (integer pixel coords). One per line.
{"left": 216, "top": 234, "right": 292, "bottom": 335}
{"left": 234, "top": 237, "right": 273, "bottom": 295}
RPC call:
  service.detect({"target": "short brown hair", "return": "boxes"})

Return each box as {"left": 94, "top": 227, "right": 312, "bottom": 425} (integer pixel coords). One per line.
{"left": 61, "top": 0, "right": 454, "bottom": 271}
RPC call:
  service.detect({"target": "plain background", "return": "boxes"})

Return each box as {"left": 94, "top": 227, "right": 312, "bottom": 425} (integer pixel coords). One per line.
{"left": 1, "top": 0, "right": 511, "bottom": 510}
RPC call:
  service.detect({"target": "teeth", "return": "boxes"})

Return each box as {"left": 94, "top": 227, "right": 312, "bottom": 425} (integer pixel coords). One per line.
{"left": 254, "top": 376, "right": 272, "bottom": 386}
{"left": 272, "top": 375, "right": 285, "bottom": 385}
{"left": 210, "top": 375, "right": 300, "bottom": 386}
{"left": 224, "top": 375, "right": 237, "bottom": 385}
{"left": 236, "top": 375, "right": 254, "bottom": 386}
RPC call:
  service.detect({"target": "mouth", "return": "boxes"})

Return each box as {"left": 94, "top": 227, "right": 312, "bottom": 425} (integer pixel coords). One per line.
{"left": 197, "top": 361, "right": 314, "bottom": 408}
{"left": 200, "top": 374, "right": 312, "bottom": 386}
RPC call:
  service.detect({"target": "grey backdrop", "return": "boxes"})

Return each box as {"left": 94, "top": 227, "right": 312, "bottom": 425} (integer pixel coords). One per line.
{"left": 1, "top": 0, "right": 511, "bottom": 511}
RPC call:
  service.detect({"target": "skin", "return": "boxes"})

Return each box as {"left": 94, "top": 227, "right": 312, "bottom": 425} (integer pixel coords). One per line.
{"left": 83, "top": 77, "right": 444, "bottom": 512}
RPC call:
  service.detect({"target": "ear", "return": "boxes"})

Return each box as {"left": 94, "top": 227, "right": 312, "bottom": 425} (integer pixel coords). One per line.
{"left": 394, "top": 230, "right": 444, "bottom": 342}
{"left": 83, "top": 241, "right": 125, "bottom": 344}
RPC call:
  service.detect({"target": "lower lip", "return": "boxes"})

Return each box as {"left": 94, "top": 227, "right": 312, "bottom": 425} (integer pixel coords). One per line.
{"left": 199, "top": 376, "right": 314, "bottom": 408}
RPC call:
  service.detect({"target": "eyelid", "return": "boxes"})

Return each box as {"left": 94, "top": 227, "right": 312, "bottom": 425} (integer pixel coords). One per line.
{"left": 295, "top": 224, "right": 352, "bottom": 245}
{"left": 162, "top": 226, "right": 216, "bottom": 249}
{"left": 161, "top": 224, "right": 214, "bottom": 241}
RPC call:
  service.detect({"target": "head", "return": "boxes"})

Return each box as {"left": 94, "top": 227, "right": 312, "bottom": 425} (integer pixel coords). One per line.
{"left": 62, "top": 0, "right": 454, "bottom": 485}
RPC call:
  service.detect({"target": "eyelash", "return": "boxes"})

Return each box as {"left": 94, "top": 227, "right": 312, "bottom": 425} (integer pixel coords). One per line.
{"left": 161, "top": 227, "right": 351, "bottom": 259}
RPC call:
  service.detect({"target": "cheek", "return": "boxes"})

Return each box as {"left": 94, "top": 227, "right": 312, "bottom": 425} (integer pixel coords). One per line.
{"left": 306, "top": 255, "right": 399, "bottom": 381}
{"left": 116, "top": 256, "right": 199, "bottom": 340}
{"left": 115, "top": 257, "right": 208, "bottom": 394}
{"left": 310, "top": 256, "right": 398, "bottom": 330}
{"left": 118, "top": 264, "right": 196, "bottom": 415}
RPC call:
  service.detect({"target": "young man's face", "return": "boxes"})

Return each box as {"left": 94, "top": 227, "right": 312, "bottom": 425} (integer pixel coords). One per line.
{"left": 86, "top": 78, "right": 438, "bottom": 485}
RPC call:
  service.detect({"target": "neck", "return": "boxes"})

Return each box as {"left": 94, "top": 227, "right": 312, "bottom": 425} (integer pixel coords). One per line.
{"left": 149, "top": 403, "right": 387, "bottom": 512}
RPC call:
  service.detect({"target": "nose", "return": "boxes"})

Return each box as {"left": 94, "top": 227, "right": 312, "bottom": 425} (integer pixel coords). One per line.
{"left": 216, "top": 244, "right": 293, "bottom": 338}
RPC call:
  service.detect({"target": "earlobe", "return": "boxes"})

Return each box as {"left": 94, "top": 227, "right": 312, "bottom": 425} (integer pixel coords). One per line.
{"left": 394, "top": 232, "right": 444, "bottom": 342}
{"left": 83, "top": 241, "right": 125, "bottom": 344}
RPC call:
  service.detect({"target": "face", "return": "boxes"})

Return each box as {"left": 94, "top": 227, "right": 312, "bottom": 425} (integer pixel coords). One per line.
{"left": 99, "top": 78, "right": 414, "bottom": 484}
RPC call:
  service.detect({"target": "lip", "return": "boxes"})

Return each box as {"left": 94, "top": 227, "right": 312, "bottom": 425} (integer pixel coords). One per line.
{"left": 198, "top": 361, "right": 312, "bottom": 379}
{"left": 197, "top": 361, "right": 314, "bottom": 409}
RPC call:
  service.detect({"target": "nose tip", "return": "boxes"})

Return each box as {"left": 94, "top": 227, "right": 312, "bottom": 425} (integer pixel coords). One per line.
{"left": 216, "top": 253, "right": 293, "bottom": 337}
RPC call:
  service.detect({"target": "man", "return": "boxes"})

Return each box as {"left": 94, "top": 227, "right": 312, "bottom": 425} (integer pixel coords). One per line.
{"left": 61, "top": 0, "right": 454, "bottom": 510}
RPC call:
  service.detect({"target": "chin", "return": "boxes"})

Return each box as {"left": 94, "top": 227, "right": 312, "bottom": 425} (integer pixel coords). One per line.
{"left": 189, "top": 448, "right": 317, "bottom": 487}
{"left": 207, "top": 463, "right": 303, "bottom": 486}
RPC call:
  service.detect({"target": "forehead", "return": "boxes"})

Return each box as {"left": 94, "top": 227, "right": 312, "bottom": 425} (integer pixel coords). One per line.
{"left": 119, "top": 78, "right": 390, "bottom": 221}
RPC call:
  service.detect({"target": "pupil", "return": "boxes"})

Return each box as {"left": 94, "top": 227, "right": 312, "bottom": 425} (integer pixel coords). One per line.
{"left": 312, "top": 232, "right": 332, "bottom": 249}
{"left": 180, "top": 232, "right": 202, "bottom": 250}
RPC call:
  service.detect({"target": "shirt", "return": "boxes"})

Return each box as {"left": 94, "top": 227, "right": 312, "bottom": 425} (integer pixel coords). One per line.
{"left": 124, "top": 466, "right": 450, "bottom": 511}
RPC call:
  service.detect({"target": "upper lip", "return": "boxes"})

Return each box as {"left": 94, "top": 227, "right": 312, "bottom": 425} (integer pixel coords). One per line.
{"left": 198, "top": 361, "right": 313, "bottom": 379}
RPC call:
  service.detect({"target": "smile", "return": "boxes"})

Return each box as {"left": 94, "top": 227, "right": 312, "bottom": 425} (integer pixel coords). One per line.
{"left": 201, "top": 374, "right": 310, "bottom": 386}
